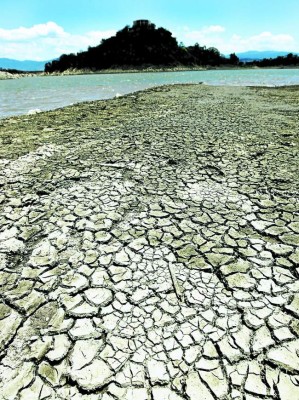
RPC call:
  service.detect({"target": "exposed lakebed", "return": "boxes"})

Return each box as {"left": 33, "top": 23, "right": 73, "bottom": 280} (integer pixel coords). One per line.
{"left": 0, "top": 84, "right": 299, "bottom": 398}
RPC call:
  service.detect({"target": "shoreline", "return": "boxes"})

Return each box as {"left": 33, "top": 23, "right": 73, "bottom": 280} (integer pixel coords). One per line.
{"left": 1, "top": 82, "right": 299, "bottom": 121}
{"left": 1, "top": 64, "right": 299, "bottom": 80}
{"left": 0, "top": 70, "right": 36, "bottom": 80}
{"left": 0, "top": 84, "right": 299, "bottom": 397}
{"left": 47, "top": 64, "right": 299, "bottom": 76}
{"left": 0, "top": 81, "right": 297, "bottom": 188}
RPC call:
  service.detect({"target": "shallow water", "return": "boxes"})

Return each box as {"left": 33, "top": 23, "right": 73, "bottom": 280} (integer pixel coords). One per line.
{"left": 0, "top": 68, "right": 298, "bottom": 118}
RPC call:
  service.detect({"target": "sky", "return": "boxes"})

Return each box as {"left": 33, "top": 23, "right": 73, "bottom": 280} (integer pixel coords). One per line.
{"left": 0, "top": 0, "right": 298, "bottom": 60}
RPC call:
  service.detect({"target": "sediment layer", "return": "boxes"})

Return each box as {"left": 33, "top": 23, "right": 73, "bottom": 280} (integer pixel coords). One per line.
{"left": 0, "top": 84, "right": 299, "bottom": 399}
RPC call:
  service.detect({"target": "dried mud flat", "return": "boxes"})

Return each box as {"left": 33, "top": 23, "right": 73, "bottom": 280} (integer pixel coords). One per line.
{"left": 0, "top": 84, "right": 299, "bottom": 400}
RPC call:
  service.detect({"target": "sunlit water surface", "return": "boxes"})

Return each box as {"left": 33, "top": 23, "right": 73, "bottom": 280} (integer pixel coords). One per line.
{"left": 1, "top": 69, "right": 298, "bottom": 118}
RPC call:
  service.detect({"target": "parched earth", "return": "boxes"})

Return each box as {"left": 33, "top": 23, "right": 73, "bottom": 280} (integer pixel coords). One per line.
{"left": 0, "top": 84, "right": 299, "bottom": 399}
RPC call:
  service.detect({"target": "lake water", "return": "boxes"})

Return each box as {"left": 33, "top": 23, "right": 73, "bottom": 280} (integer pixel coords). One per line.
{"left": 1, "top": 68, "right": 298, "bottom": 118}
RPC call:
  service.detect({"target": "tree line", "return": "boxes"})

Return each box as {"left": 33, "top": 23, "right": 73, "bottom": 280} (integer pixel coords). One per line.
{"left": 247, "top": 53, "right": 299, "bottom": 67}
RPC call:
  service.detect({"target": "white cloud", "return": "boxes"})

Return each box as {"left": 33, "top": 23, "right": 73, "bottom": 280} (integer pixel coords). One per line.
{"left": 0, "top": 22, "right": 116, "bottom": 60}
{"left": 0, "top": 21, "right": 297, "bottom": 61}
{"left": 0, "top": 22, "right": 65, "bottom": 41}
{"left": 179, "top": 26, "right": 296, "bottom": 54}
{"left": 181, "top": 25, "right": 225, "bottom": 45}
{"left": 230, "top": 32, "right": 296, "bottom": 52}
{"left": 203, "top": 25, "right": 226, "bottom": 34}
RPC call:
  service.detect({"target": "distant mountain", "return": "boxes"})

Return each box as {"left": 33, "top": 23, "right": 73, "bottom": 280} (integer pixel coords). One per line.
{"left": 236, "top": 50, "right": 299, "bottom": 62}
{"left": 0, "top": 58, "right": 50, "bottom": 71}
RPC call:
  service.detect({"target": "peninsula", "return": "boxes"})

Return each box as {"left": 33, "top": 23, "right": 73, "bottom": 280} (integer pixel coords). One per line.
{"left": 44, "top": 20, "right": 299, "bottom": 74}
{"left": 45, "top": 20, "right": 239, "bottom": 72}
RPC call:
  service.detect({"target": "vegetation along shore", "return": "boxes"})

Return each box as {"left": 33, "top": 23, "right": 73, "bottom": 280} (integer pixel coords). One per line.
{"left": 0, "top": 84, "right": 299, "bottom": 398}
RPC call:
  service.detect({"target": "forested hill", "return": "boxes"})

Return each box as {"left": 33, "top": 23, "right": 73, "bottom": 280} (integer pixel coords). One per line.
{"left": 45, "top": 20, "right": 238, "bottom": 72}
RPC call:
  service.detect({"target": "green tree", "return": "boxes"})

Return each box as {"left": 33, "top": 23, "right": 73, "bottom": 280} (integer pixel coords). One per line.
{"left": 229, "top": 53, "right": 239, "bottom": 65}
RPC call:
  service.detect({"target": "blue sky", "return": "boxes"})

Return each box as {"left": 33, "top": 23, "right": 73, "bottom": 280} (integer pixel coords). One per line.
{"left": 0, "top": 0, "right": 298, "bottom": 60}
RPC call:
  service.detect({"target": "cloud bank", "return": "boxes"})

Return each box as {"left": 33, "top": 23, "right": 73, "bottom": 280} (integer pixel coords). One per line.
{"left": 0, "top": 22, "right": 65, "bottom": 41}
{"left": 0, "top": 22, "right": 296, "bottom": 60}
{"left": 179, "top": 25, "right": 296, "bottom": 53}
{"left": 0, "top": 22, "right": 116, "bottom": 60}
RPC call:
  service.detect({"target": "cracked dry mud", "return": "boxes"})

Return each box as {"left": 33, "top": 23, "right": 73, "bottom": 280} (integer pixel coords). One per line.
{"left": 0, "top": 84, "right": 299, "bottom": 400}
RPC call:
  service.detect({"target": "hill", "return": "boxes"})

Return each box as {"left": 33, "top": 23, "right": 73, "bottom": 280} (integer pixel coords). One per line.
{"left": 236, "top": 50, "right": 299, "bottom": 62}
{"left": 0, "top": 58, "right": 49, "bottom": 71}
{"left": 45, "top": 20, "right": 238, "bottom": 72}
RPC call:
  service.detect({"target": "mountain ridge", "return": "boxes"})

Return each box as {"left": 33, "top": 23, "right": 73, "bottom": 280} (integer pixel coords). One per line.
{"left": 0, "top": 58, "right": 50, "bottom": 71}
{"left": 236, "top": 50, "right": 299, "bottom": 61}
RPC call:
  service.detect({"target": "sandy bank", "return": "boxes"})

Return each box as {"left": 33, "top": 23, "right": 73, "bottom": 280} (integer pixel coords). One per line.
{"left": 42, "top": 65, "right": 299, "bottom": 76}
{"left": 0, "top": 71, "right": 17, "bottom": 80}
{"left": 0, "top": 70, "right": 36, "bottom": 80}
{"left": 43, "top": 65, "right": 208, "bottom": 76}
{"left": 0, "top": 84, "right": 299, "bottom": 399}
